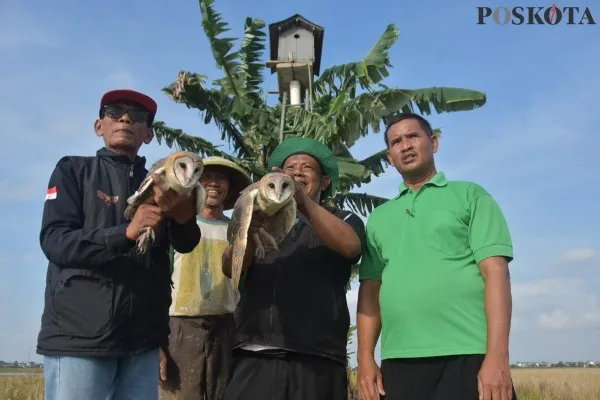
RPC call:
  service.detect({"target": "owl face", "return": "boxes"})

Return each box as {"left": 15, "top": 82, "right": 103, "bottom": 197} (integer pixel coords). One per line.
{"left": 173, "top": 155, "right": 204, "bottom": 188}
{"left": 259, "top": 172, "right": 295, "bottom": 204}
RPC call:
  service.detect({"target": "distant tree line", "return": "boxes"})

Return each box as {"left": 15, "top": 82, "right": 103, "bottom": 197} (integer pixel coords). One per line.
{"left": 510, "top": 361, "right": 599, "bottom": 368}
{"left": 0, "top": 361, "right": 43, "bottom": 369}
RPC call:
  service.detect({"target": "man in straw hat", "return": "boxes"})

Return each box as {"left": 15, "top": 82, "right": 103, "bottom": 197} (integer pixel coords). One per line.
{"left": 159, "top": 156, "right": 252, "bottom": 400}
{"left": 222, "top": 138, "right": 366, "bottom": 400}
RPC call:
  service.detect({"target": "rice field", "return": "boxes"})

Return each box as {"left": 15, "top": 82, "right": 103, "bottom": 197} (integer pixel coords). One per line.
{"left": 1, "top": 368, "right": 599, "bottom": 400}
{"left": 347, "top": 368, "right": 600, "bottom": 400}
{"left": 0, "top": 375, "right": 44, "bottom": 400}
{"left": 510, "top": 368, "right": 600, "bottom": 400}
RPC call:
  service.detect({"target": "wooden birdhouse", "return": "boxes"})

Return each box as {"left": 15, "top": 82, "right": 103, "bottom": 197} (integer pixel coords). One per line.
{"left": 267, "top": 14, "right": 325, "bottom": 107}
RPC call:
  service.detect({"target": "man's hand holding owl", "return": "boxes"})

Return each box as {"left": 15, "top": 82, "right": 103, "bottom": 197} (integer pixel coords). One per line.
{"left": 125, "top": 203, "right": 164, "bottom": 242}
{"left": 151, "top": 173, "right": 195, "bottom": 225}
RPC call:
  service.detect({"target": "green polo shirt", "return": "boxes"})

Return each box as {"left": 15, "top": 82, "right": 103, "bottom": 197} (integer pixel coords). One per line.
{"left": 359, "top": 171, "right": 513, "bottom": 360}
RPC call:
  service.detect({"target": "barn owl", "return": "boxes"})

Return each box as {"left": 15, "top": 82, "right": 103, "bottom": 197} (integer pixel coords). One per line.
{"left": 124, "top": 151, "right": 207, "bottom": 260}
{"left": 227, "top": 172, "right": 296, "bottom": 289}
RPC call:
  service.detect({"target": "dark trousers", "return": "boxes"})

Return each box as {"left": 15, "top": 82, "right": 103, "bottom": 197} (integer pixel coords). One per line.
{"left": 159, "top": 314, "right": 235, "bottom": 400}
{"left": 380, "top": 354, "right": 518, "bottom": 400}
{"left": 224, "top": 348, "right": 349, "bottom": 400}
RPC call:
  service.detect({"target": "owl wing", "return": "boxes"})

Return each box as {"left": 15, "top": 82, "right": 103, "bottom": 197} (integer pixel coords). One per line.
{"left": 123, "top": 160, "right": 167, "bottom": 220}
{"left": 266, "top": 198, "right": 297, "bottom": 244}
{"left": 227, "top": 184, "right": 259, "bottom": 290}
{"left": 194, "top": 182, "right": 207, "bottom": 215}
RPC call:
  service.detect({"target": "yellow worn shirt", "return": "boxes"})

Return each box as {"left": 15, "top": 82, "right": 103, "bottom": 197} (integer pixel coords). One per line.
{"left": 169, "top": 216, "right": 239, "bottom": 316}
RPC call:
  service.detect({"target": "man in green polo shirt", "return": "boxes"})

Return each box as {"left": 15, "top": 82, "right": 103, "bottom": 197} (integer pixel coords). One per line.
{"left": 356, "top": 113, "right": 518, "bottom": 400}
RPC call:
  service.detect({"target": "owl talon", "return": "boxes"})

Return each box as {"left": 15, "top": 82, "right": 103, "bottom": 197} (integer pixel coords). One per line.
{"left": 258, "top": 227, "right": 279, "bottom": 251}
{"left": 136, "top": 227, "right": 155, "bottom": 255}
{"left": 252, "top": 232, "right": 266, "bottom": 259}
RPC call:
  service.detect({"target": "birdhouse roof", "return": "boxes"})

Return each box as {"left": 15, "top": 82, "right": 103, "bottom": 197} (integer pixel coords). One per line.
{"left": 268, "top": 14, "right": 325, "bottom": 76}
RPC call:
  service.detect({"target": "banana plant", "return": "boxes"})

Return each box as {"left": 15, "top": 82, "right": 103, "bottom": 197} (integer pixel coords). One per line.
{"left": 153, "top": 0, "right": 487, "bottom": 372}
{"left": 154, "top": 0, "right": 486, "bottom": 217}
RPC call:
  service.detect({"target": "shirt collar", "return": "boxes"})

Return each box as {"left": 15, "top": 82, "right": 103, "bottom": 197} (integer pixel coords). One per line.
{"left": 396, "top": 171, "right": 448, "bottom": 198}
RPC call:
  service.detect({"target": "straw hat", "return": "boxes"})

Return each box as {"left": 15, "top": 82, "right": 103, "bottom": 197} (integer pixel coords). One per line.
{"left": 202, "top": 156, "right": 252, "bottom": 210}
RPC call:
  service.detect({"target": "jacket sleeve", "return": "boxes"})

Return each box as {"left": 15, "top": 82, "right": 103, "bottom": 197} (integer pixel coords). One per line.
{"left": 168, "top": 216, "right": 201, "bottom": 254}
{"left": 39, "top": 157, "right": 134, "bottom": 267}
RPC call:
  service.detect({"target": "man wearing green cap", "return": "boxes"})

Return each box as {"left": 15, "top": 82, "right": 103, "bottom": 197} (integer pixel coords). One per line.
{"left": 222, "top": 138, "right": 365, "bottom": 400}
{"left": 159, "top": 156, "right": 252, "bottom": 400}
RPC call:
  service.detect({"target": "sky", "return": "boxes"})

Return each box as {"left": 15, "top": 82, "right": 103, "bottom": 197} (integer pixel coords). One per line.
{"left": 0, "top": 0, "right": 598, "bottom": 366}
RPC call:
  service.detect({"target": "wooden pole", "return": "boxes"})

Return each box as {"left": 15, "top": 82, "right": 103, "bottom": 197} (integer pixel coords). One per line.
{"left": 279, "top": 91, "right": 287, "bottom": 143}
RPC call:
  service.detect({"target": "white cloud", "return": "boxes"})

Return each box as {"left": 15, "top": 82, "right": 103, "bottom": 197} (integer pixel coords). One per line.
{"left": 513, "top": 277, "right": 600, "bottom": 334}
{"left": 344, "top": 273, "right": 600, "bottom": 364}
{"left": 538, "top": 309, "right": 570, "bottom": 330}
{"left": 584, "top": 310, "right": 600, "bottom": 325}
{"left": 546, "top": 248, "right": 599, "bottom": 269}
{"left": 563, "top": 248, "right": 597, "bottom": 264}
{"left": 510, "top": 275, "right": 600, "bottom": 361}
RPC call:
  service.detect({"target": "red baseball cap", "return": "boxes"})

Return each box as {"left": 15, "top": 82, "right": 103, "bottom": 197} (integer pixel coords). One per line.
{"left": 100, "top": 89, "right": 158, "bottom": 117}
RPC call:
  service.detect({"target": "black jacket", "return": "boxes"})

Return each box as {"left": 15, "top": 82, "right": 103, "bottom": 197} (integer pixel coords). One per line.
{"left": 36, "top": 147, "right": 201, "bottom": 357}
{"left": 234, "top": 207, "right": 365, "bottom": 366}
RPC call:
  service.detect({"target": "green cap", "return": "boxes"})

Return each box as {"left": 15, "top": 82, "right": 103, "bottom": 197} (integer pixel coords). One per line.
{"left": 267, "top": 138, "right": 338, "bottom": 199}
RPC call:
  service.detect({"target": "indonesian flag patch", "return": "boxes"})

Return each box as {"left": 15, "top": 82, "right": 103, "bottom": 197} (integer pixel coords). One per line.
{"left": 46, "top": 186, "right": 57, "bottom": 200}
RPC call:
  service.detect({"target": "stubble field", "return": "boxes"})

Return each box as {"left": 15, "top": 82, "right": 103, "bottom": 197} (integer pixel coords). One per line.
{"left": 346, "top": 368, "right": 600, "bottom": 400}
{"left": 1, "top": 368, "right": 600, "bottom": 400}
{"left": 509, "top": 368, "right": 600, "bottom": 400}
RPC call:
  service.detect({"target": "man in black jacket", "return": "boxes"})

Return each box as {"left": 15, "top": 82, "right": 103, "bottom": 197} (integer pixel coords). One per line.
{"left": 222, "top": 138, "right": 365, "bottom": 400}
{"left": 37, "top": 89, "right": 201, "bottom": 400}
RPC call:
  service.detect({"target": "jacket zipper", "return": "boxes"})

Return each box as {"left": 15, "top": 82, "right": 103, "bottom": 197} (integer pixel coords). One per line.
{"left": 128, "top": 164, "right": 135, "bottom": 318}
